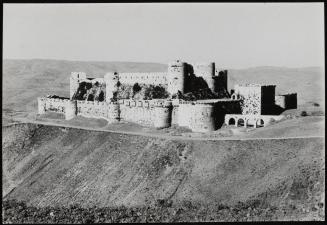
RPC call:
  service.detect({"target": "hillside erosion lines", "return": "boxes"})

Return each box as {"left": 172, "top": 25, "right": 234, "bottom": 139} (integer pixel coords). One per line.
{"left": 2, "top": 123, "right": 324, "bottom": 209}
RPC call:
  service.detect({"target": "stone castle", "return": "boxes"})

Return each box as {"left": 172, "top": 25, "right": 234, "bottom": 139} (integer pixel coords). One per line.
{"left": 37, "top": 60, "right": 297, "bottom": 132}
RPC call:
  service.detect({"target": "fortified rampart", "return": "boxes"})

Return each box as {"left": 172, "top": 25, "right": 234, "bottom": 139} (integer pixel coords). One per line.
{"left": 38, "top": 97, "right": 173, "bottom": 128}
{"left": 119, "top": 99, "right": 172, "bottom": 128}
{"left": 171, "top": 99, "right": 241, "bottom": 132}
{"left": 76, "top": 100, "right": 120, "bottom": 122}
{"left": 38, "top": 59, "right": 297, "bottom": 133}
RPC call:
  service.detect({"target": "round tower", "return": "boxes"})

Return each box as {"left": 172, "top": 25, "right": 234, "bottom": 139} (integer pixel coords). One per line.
{"left": 70, "top": 72, "right": 86, "bottom": 99}
{"left": 104, "top": 72, "right": 120, "bottom": 102}
{"left": 193, "top": 62, "right": 215, "bottom": 92}
{"left": 189, "top": 104, "right": 216, "bottom": 132}
{"left": 107, "top": 102, "right": 120, "bottom": 122}
{"left": 153, "top": 101, "right": 172, "bottom": 128}
{"left": 65, "top": 100, "right": 77, "bottom": 120}
{"left": 167, "top": 60, "right": 186, "bottom": 95}
{"left": 177, "top": 102, "right": 192, "bottom": 127}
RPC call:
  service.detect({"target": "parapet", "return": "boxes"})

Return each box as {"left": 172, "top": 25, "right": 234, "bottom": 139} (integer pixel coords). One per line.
{"left": 118, "top": 99, "right": 172, "bottom": 108}
{"left": 235, "top": 84, "right": 276, "bottom": 88}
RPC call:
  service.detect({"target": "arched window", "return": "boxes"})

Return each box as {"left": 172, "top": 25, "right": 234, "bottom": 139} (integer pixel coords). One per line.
{"left": 256, "top": 119, "right": 264, "bottom": 127}
{"left": 246, "top": 119, "right": 255, "bottom": 127}
{"left": 237, "top": 118, "right": 245, "bottom": 127}
{"left": 228, "top": 118, "right": 235, "bottom": 125}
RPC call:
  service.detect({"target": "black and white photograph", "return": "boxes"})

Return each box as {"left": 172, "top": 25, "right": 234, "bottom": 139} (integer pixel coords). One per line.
{"left": 2, "top": 2, "right": 325, "bottom": 223}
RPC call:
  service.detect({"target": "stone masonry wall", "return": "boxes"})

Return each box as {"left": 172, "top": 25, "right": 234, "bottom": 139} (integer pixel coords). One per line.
{"left": 234, "top": 84, "right": 262, "bottom": 115}
{"left": 119, "top": 99, "right": 172, "bottom": 128}
{"left": 38, "top": 97, "right": 69, "bottom": 114}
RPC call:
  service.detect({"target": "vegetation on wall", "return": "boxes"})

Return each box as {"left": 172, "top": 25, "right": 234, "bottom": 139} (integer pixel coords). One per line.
{"left": 72, "top": 82, "right": 105, "bottom": 102}
{"left": 172, "top": 88, "right": 229, "bottom": 101}
{"left": 117, "top": 83, "right": 170, "bottom": 100}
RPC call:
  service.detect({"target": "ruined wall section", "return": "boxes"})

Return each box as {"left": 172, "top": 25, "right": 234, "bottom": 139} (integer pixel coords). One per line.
{"left": 70, "top": 72, "right": 87, "bottom": 99}
{"left": 37, "top": 97, "right": 77, "bottom": 120}
{"left": 214, "top": 69, "right": 228, "bottom": 93}
{"left": 193, "top": 62, "right": 215, "bottom": 92}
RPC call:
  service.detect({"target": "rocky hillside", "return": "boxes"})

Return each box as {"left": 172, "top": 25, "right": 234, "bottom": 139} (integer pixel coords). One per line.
{"left": 2, "top": 123, "right": 324, "bottom": 221}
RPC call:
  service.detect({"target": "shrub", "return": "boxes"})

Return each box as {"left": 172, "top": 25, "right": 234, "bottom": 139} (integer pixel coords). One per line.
{"left": 313, "top": 103, "right": 320, "bottom": 107}
{"left": 300, "top": 111, "right": 308, "bottom": 117}
{"left": 133, "top": 83, "right": 142, "bottom": 93}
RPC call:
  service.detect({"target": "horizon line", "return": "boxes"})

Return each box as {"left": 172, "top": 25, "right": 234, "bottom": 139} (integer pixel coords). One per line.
{"left": 3, "top": 57, "right": 324, "bottom": 71}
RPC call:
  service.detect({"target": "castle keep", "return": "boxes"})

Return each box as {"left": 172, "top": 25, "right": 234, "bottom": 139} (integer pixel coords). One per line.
{"left": 37, "top": 60, "right": 296, "bottom": 132}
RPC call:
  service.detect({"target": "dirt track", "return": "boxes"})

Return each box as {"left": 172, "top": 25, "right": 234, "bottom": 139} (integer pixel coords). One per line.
{"left": 6, "top": 117, "right": 324, "bottom": 141}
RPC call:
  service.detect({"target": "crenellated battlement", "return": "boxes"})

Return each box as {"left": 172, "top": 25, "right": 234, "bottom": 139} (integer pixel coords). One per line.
{"left": 118, "top": 72, "right": 168, "bottom": 85}
{"left": 118, "top": 99, "right": 172, "bottom": 108}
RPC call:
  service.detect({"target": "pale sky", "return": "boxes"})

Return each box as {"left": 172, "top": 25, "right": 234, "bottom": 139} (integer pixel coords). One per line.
{"left": 3, "top": 3, "right": 324, "bottom": 68}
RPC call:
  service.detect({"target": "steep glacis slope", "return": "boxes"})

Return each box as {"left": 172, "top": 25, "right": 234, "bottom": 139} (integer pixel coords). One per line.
{"left": 2, "top": 123, "right": 325, "bottom": 218}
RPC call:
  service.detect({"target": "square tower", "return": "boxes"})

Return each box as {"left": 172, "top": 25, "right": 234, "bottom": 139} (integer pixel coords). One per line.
{"left": 233, "top": 84, "right": 276, "bottom": 115}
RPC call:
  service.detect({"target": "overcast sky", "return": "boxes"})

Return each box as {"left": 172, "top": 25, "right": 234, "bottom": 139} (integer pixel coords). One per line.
{"left": 3, "top": 3, "right": 324, "bottom": 68}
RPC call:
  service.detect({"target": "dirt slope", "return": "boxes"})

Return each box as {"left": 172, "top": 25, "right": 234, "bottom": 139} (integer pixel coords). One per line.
{"left": 2, "top": 123, "right": 324, "bottom": 215}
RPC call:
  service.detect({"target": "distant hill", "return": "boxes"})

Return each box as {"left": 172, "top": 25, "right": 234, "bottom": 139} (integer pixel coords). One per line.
{"left": 2, "top": 59, "right": 324, "bottom": 119}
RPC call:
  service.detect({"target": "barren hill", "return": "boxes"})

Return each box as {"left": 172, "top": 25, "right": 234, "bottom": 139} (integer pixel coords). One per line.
{"left": 2, "top": 123, "right": 324, "bottom": 220}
